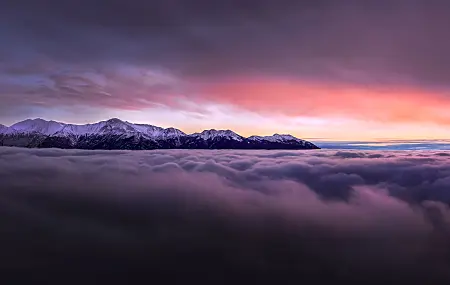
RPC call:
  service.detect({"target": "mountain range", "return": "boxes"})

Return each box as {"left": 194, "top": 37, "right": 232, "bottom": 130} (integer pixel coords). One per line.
{"left": 0, "top": 118, "right": 319, "bottom": 150}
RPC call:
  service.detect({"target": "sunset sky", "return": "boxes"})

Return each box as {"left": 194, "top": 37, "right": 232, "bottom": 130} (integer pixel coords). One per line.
{"left": 2, "top": 0, "right": 450, "bottom": 141}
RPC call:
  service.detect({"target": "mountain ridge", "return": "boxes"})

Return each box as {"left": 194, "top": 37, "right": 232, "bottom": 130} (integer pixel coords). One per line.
{"left": 0, "top": 118, "right": 320, "bottom": 150}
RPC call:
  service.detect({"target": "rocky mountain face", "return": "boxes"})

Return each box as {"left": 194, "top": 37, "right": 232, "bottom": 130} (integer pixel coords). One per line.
{"left": 0, "top": 118, "right": 320, "bottom": 150}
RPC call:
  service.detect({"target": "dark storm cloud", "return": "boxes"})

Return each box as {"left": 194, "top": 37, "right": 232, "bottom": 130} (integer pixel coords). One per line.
{"left": 2, "top": 1, "right": 450, "bottom": 93}
{"left": 2, "top": 147, "right": 450, "bottom": 283}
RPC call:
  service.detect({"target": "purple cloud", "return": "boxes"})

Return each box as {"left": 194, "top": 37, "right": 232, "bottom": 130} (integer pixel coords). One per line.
{"left": 2, "top": 147, "right": 450, "bottom": 283}
{"left": 2, "top": 0, "right": 450, "bottom": 119}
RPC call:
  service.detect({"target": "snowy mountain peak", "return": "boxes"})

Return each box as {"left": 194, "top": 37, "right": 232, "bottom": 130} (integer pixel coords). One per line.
{"left": 0, "top": 124, "right": 9, "bottom": 133}
{"left": 10, "top": 118, "right": 65, "bottom": 135}
{"left": 248, "top": 134, "right": 305, "bottom": 143}
{"left": 95, "top": 118, "right": 138, "bottom": 135}
{"left": 105, "top": 118, "right": 125, "bottom": 125}
{"left": 194, "top": 129, "right": 243, "bottom": 141}
{"left": 162, "top": 127, "right": 186, "bottom": 138}
{"left": 272, "top": 134, "right": 303, "bottom": 141}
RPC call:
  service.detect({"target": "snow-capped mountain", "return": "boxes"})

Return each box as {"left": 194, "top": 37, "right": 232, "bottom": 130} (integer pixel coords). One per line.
{"left": 192, "top": 129, "right": 244, "bottom": 141}
{"left": 0, "top": 118, "right": 319, "bottom": 150}
{"left": 249, "top": 134, "right": 306, "bottom": 143}
{"left": 11, "top": 118, "right": 184, "bottom": 138}
{"left": 0, "top": 124, "right": 9, "bottom": 134}
{"left": 10, "top": 118, "right": 65, "bottom": 135}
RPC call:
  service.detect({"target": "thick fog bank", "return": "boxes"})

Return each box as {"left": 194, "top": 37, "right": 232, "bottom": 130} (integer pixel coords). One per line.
{"left": 2, "top": 147, "right": 450, "bottom": 284}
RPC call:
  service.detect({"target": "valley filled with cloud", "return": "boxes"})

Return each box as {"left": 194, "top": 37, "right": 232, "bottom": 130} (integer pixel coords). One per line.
{"left": 2, "top": 147, "right": 450, "bottom": 283}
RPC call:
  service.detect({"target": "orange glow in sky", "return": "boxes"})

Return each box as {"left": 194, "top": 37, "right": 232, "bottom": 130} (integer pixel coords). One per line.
{"left": 175, "top": 77, "right": 450, "bottom": 140}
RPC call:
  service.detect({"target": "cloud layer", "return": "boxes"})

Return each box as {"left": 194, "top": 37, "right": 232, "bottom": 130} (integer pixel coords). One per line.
{"left": 3, "top": 0, "right": 450, "bottom": 85}
{"left": 3, "top": 0, "right": 450, "bottom": 128}
{"left": 2, "top": 147, "right": 450, "bottom": 283}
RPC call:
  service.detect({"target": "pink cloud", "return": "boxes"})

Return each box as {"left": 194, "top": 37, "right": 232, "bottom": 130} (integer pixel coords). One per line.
{"left": 193, "top": 77, "right": 450, "bottom": 125}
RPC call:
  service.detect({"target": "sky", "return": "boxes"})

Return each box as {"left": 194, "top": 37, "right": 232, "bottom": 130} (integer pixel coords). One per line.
{"left": 2, "top": 0, "right": 450, "bottom": 142}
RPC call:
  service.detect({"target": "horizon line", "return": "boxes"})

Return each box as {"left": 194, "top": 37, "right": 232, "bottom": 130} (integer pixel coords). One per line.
{"left": 4, "top": 117, "right": 450, "bottom": 144}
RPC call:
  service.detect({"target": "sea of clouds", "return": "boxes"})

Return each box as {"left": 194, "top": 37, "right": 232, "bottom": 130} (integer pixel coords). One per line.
{"left": 2, "top": 147, "right": 450, "bottom": 284}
